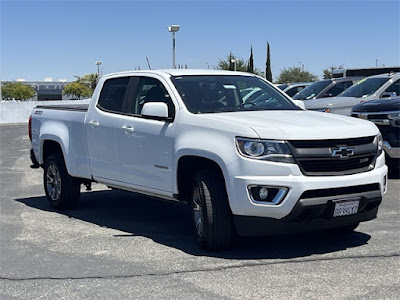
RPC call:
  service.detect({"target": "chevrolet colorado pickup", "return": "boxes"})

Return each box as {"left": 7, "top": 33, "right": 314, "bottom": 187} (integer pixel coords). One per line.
{"left": 30, "top": 70, "right": 388, "bottom": 250}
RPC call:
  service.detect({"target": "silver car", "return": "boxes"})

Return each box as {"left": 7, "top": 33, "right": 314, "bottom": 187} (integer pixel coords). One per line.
{"left": 305, "top": 73, "right": 400, "bottom": 116}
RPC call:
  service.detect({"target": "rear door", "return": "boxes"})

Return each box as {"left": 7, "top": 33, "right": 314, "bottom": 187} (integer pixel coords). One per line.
{"left": 85, "top": 76, "right": 133, "bottom": 182}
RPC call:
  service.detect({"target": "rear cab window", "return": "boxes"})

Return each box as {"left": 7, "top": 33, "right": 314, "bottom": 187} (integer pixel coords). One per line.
{"left": 97, "top": 77, "right": 130, "bottom": 113}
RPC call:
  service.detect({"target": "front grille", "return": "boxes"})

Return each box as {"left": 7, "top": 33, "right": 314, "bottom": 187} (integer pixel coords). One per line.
{"left": 289, "top": 136, "right": 375, "bottom": 148}
{"left": 288, "top": 136, "right": 377, "bottom": 176}
{"left": 299, "top": 156, "right": 375, "bottom": 175}
{"left": 368, "top": 114, "right": 387, "bottom": 120}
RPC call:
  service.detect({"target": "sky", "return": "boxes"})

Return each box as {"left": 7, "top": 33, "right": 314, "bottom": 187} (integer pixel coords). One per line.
{"left": 1, "top": 0, "right": 399, "bottom": 82}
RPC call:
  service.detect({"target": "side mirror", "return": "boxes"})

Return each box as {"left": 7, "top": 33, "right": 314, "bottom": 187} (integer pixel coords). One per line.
{"left": 292, "top": 100, "right": 306, "bottom": 110}
{"left": 381, "top": 92, "right": 397, "bottom": 99}
{"left": 141, "top": 102, "right": 168, "bottom": 118}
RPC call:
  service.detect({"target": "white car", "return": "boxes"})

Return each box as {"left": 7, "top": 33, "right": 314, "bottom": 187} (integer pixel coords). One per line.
{"left": 276, "top": 82, "right": 313, "bottom": 97}
{"left": 29, "top": 69, "right": 388, "bottom": 250}
{"left": 305, "top": 73, "right": 400, "bottom": 115}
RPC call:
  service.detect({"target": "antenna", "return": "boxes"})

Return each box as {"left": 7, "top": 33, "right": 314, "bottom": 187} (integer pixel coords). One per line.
{"left": 146, "top": 57, "right": 152, "bottom": 70}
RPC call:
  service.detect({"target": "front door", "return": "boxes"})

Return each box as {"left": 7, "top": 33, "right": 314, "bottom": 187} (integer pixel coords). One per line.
{"left": 118, "top": 76, "right": 176, "bottom": 193}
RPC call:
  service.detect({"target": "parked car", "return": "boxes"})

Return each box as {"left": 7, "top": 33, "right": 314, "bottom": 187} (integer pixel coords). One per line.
{"left": 306, "top": 73, "right": 400, "bottom": 116}
{"left": 276, "top": 82, "right": 313, "bottom": 97}
{"left": 293, "top": 77, "right": 362, "bottom": 100}
{"left": 29, "top": 69, "right": 388, "bottom": 250}
{"left": 351, "top": 97, "right": 400, "bottom": 169}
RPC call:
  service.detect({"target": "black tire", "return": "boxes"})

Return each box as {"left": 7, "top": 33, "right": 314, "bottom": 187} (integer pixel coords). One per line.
{"left": 43, "top": 153, "right": 80, "bottom": 210}
{"left": 191, "top": 169, "right": 232, "bottom": 250}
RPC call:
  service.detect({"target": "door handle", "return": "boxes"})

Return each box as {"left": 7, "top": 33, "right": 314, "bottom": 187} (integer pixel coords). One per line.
{"left": 122, "top": 125, "right": 134, "bottom": 134}
{"left": 89, "top": 120, "right": 99, "bottom": 128}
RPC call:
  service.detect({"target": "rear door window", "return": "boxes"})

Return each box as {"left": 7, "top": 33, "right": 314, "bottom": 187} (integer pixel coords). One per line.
{"left": 97, "top": 77, "right": 130, "bottom": 113}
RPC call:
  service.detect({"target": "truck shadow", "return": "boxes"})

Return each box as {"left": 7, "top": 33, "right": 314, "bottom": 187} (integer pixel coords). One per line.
{"left": 16, "top": 189, "right": 371, "bottom": 259}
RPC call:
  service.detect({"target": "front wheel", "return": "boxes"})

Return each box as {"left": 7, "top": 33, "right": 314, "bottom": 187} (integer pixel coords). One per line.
{"left": 191, "top": 170, "right": 232, "bottom": 250}
{"left": 44, "top": 153, "right": 80, "bottom": 210}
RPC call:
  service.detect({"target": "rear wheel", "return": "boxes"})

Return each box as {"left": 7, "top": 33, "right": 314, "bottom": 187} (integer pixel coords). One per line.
{"left": 44, "top": 153, "right": 80, "bottom": 210}
{"left": 191, "top": 170, "right": 232, "bottom": 250}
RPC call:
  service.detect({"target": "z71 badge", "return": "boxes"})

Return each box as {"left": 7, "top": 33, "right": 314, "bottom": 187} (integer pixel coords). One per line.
{"left": 34, "top": 111, "right": 43, "bottom": 115}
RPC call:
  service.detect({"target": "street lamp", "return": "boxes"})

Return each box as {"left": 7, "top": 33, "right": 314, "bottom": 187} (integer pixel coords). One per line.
{"left": 231, "top": 58, "right": 237, "bottom": 71}
{"left": 96, "top": 60, "right": 102, "bottom": 76}
{"left": 168, "top": 25, "right": 180, "bottom": 69}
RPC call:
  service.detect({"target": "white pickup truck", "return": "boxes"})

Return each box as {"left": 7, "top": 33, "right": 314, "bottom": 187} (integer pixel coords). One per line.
{"left": 30, "top": 70, "right": 388, "bottom": 250}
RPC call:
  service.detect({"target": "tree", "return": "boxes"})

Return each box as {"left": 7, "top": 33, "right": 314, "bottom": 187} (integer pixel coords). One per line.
{"left": 74, "top": 73, "right": 99, "bottom": 92}
{"left": 265, "top": 42, "right": 272, "bottom": 82}
{"left": 276, "top": 67, "right": 318, "bottom": 83}
{"left": 216, "top": 52, "right": 264, "bottom": 76}
{"left": 63, "top": 82, "right": 92, "bottom": 99}
{"left": 322, "top": 65, "right": 344, "bottom": 79}
{"left": 247, "top": 47, "right": 254, "bottom": 73}
{"left": 1, "top": 82, "right": 36, "bottom": 100}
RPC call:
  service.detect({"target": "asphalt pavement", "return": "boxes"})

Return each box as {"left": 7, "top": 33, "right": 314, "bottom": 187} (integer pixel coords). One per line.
{"left": 1, "top": 124, "right": 399, "bottom": 299}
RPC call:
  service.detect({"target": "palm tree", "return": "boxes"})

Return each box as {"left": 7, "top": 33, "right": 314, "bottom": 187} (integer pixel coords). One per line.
{"left": 74, "top": 73, "right": 99, "bottom": 92}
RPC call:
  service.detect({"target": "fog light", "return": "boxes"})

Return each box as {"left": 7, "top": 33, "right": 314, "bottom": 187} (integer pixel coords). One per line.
{"left": 248, "top": 185, "right": 289, "bottom": 205}
{"left": 259, "top": 188, "right": 269, "bottom": 200}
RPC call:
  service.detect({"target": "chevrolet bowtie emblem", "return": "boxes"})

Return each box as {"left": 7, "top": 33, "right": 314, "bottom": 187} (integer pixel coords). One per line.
{"left": 331, "top": 146, "right": 355, "bottom": 158}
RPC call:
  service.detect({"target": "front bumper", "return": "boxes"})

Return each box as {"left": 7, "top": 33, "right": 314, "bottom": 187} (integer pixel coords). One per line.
{"left": 225, "top": 152, "right": 387, "bottom": 220}
{"left": 234, "top": 189, "right": 381, "bottom": 236}
{"left": 383, "top": 141, "right": 400, "bottom": 159}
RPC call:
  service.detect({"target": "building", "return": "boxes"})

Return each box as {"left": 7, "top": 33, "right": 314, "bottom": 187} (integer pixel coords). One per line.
{"left": 3, "top": 79, "right": 76, "bottom": 101}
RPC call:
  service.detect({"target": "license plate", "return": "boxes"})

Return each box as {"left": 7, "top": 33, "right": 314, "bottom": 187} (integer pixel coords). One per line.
{"left": 333, "top": 200, "right": 359, "bottom": 217}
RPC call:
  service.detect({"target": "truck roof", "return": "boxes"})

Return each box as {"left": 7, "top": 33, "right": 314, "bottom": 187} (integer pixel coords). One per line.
{"left": 103, "top": 69, "right": 255, "bottom": 79}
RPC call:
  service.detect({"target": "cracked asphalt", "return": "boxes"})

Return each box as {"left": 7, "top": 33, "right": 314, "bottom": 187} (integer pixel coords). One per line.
{"left": 1, "top": 124, "right": 399, "bottom": 299}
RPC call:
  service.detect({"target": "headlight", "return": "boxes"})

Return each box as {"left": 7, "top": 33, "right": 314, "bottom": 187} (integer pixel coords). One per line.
{"left": 388, "top": 113, "right": 400, "bottom": 126}
{"left": 388, "top": 113, "right": 400, "bottom": 119}
{"left": 236, "top": 138, "right": 295, "bottom": 163}
{"left": 375, "top": 133, "right": 383, "bottom": 156}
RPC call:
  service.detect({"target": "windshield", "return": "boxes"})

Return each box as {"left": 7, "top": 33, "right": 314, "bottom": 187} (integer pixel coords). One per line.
{"left": 338, "top": 77, "right": 390, "bottom": 98}
{"left": 171, "top": 75, "right": 300, "bottom": 114}
{"left": 292, "top": 80, "right": 331, "bottom": 100}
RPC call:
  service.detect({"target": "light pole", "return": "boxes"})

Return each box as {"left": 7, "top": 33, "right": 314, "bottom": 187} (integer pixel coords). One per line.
{"left": 96, "top": 61, "right": 102, "bottom": 79}
{"left": 231, "top": 58, "right": 237, "bottom": 71}
{"left": 168, "top": 25, "right": 180, "bottom": 69}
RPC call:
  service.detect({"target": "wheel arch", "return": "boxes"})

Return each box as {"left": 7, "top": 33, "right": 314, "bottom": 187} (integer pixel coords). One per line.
{"left": 42, "top": 140, "right": 65, "bottom": 164}
{"left": 176, "top": 155, "right": 228, "bottom": 204}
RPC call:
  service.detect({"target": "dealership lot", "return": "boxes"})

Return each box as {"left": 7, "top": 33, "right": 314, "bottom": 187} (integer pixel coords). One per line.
{"left": 1, "top": 124, "right": 399, "bottom": 299}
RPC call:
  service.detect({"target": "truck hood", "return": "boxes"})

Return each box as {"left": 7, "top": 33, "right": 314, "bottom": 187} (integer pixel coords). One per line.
{"left": 304, "top": 96, "right": 378, "bottom": 111}
{"left": 352, "top": 97, "right": 400, "bottom": 113}
{"left": 304, "top": 96, "right": 358, "bottom": 110}
{"left": 201, "top": 110, "right": 378, "bottom": 140}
